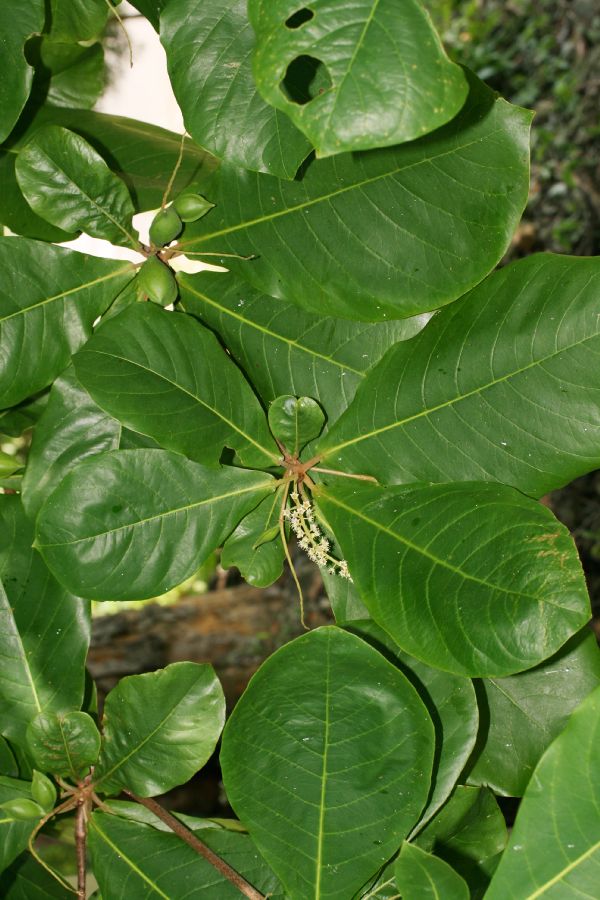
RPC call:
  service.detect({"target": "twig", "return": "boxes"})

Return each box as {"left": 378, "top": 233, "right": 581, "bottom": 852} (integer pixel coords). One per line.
{"left": 278, "top": 479, "right": 309, "bottom": 629}
{"left": 105, "top": 0, "right": 134, "bottom": 67}
{"left": 311, "top": 466, "right": 378, "bottom": 483}
{"left": 124, "top": 792, "right": 265, "bottom": 900}
{"left": 161, "top": 132, "right": 187, "bottom": 209}
{"left": 75, "top": 802, "right": 87, "bottom": 899}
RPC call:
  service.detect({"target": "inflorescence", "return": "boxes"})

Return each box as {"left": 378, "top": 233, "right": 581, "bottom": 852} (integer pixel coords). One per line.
{"left": 283, "top": 490, "right": 352, "bottom": 580}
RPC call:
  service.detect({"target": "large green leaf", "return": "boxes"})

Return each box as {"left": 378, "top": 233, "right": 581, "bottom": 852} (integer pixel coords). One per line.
{"left": 94, "top": 662, "right": 225, "bottom": 796}
{"left": 179, "top": 272, "right": 428, "bottom": 425}
{"left": 0, "top": 3, "right": 45, "bottom": 143}
{"left": 485, "top": 684, "right": 600, "bottom": 899}
{"left": 48, "top": 0, "right": 108, "bottom": 41}
{"left": 319, "top": 254, "right": 600, "bottom": 495}
{"left": 181, "top": 76, "right": 530, "bottom": 320}
{"left": 0, "top": 778, "right": 36, "bottom": 874}
{"left": 0, "top": 853, "right": 73, "bottom": 898}
{"left": 317, "top": 481, "right": 589, "bottom": 677}
{"left": 395, "top": 842, "right": 469, "bottom": 900}
{"left": 22, "top": 368, "right": 121, "bottom": 519}
{"left": 161, "top": 0, "right": 311, "bottom": 179}
{"left": 249, "top": 0, "right": 468, "bottom": 156}
{"left": 221, "top": 488, "right": 285, "bottom": 587}
{"left": 468, "top": 629, "right": 600, "bottom": 797}
{"left": 89, "top": 812, "right": 283, "bottom": 898}
{"left": 33, "top": 40, "right": 105, "bottom": 110}
{"left": 0, "top": 496, "right": 90, "bottom": 744}
{"left": 16, "top": 126, "right": 138, "bottom": 246}
{"left": 25, "top": 711, "right": 101, "bottom": 780}
{"left": 128, "top": 0, "right": 169, "bottom": 30}
{"left": 35, "top": 449, "right": 275, "bottom": 600}
{"left": 221, "top": 626, "right": 435, "bottom": 900}
{"left": 73, "top": 304, "right": 279, "bottom": 468}
{"left": 0, "top": 151, "right": 73, "bottom": 242}
{"left": 0, "top": 238, "right": 133, "bottom": 409}
{"left": 347, "top": 620, "right": 478, "bottom": 830}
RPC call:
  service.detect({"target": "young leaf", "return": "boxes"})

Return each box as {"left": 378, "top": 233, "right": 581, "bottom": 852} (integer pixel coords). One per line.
{"left": 395, "top": 842, "right": 469, "bottom": 900}
{"left": 221, "top": 488, "right": 285, "bottom": 587}
{"left": 317, "top": 481, "right": 590, "bottom": 677}
{"left": 88, "top": 811, "right": 283, "bottom": 898}
{"left": 161, "top": 0, "right": 311, "bottom": 179}
{"left": 93, "top": 662, "right": 225, "bottom": 796}
{"left": 0, "top": 852, "right": 73, "bottom": 898}
{"left": 35, "top": 449, "right": 275, "bottom": 601}
{"left": 179, "top": 271, "right": 428, "bottom": 425}
{"left": 319, "top": 254, "right": 600, "bottom": 497}
{"left": 16, "top": 126, "right": 139, "bottom": 247}
{"left": 0, "top": 496, "right": 90, "bottom": 744}
{"left": 73, "top": 304, "right": 280, "bottom": 468}
{"left": 468, "top": 629, "right": 600, "bottom": 796}
{"left": 485, "top": 684, "right": 600, "bottom": 899}
{"left": 268, "top": 395, "right": 325, "bottom": 454}
{"left": 26, "top": 711, "right": 101, "bottom": 780}
{"left": 249, "top": 0, "right": 468, "bottom": 156}
{"left": 181, "top": 75, "right": 531, "bottom": 320}
{"left": 220, "top": 626, "right": 435, "bottom": 900}
{"left": 0, "top": 3, "right": 45, "bottom": 142}
{"left": 0, "top": 777, "right": 36, "bottom": 873}
{"left": 0, "top": 238, "right": 134, "bottom": 409}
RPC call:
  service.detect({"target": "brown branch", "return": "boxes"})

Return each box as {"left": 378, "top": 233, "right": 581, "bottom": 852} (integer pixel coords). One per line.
{"left": 75, "top": 802, "right": 87, "bottom": 900}
{"left": 124, "top": 792, "right": 265, "bottom": 900}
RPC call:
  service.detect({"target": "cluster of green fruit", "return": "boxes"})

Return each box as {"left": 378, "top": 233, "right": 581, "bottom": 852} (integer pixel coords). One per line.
{"left": 137, "top": 192, "right": 213, "bottom": 306}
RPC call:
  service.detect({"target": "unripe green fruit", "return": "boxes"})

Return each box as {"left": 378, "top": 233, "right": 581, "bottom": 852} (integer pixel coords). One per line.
{"left": 173, "top": 192, "right": 214, "bottom": 222}
{"left": 149, "top": 206, "right": 182, "bottom": 246}
{"left": 0, "top": 797, "right": 45, "bottom": 821}
{"left": 137, "top": 256, "right": 178, "bottom": 306}
{"left": 0, "top": 450, "right": 20, "bottom": 477}
{"left": 32, "top": 770, "right": 57, "bottom": 812}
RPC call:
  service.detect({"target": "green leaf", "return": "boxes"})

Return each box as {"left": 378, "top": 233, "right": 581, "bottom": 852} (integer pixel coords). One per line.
{"left": 0, "top": 777, "right": 36, "bottom": 873}
{"left": 73, "top": 304, "right": 279, "bottom": 468}
{"left": 94, "top": 662, "right": 225, "bottom": 796}
{"left": 468, "top": 629, "right": 600, "bottom": 797}
{"left": 346, "top": 619, "right": 478, "bottom": 830}
{"left": 34, "top": 40, "right": 105, "bottom": 110}
{"left": 0, "top": 2, "right": 45, "bottom": 142}
{"left": 319, "top": 254, "right": 600, "bottom": 497}
{"left": 16, "top": 126, "right": 138, "bottom": 247}
{"left": 0, "top": 394, "right": 48, "bottom": 438}
{"left": 317, "top": 481, "right": 590, "bottom": 677}
{"left": 415, "top": 786, "right": 506, "bottom": 894}
{"left": 0, "top": 738, "right": 18, "bottom": 778}
{"left": 0, "top": 151, "right": 74, "bottom": 243}
{"left": 221, "top": 488, "right": 285, "bottom": 587}
{"left": 25, "top": 711, "right": 101, "bottom": 780}
{"left": 89, "top": 811, "right": 283, "bottom": 898}
{"left": 21, "top": 368, "right": 121, "bottom": 519}
{"left": 0, "top": 238, "right": 134, "bottom": 409}
{"left": 161, "top": 0, "right": 311, "bottom": 179}
{"left": 0, "top": 496, "right": 90, "bottom": 744}
{"left": 249, "top": 0, "right": 468, "bottom": 156}
{"left": 0, "top": 853, "right": 73, "bottom": 898}
{"left": 179, "top": 271, "right": 428, "bottom": 426}
{"left": 35, "top": 449, "right": 275, "bottom": 601}
{"left": 220, "top": 626, "right": 435, "bottom": 900}
{"left": 127, "top": 0, "right": 169, "bottom": 30}
{"left": 181, "top": 75, "right": 530, "bottom": 320}
{"left": 395, "top": 842, "right": 469, "bottom": 900}
{"left": 48, "top": 0, "right": 108, "bottom": 41}
{"left": 485, "top": 684, "right": 600, "bottom": 899}
{"left": 268, "top": 395, "right": 325, "bottom": 455}
{"left": 0, "top": 453, "right": 22, "bottom": 478}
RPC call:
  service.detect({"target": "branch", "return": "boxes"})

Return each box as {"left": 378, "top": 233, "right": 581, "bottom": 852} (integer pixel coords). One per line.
{"left": 75, "top": 802, "right": 87, "bottom": 900}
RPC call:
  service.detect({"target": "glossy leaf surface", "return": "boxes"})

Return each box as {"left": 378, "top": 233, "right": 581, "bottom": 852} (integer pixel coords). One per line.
{"left": 0, "top": 497, "right": 90, "bottom": 744}
{"left": 0, "top": 778, "right": 36, "bottom": 874}
{"left": 221, "top": 627, "right": 434, "bottom": 899}
{"left": 94, "top": 662, "right": 225, "bottom": 796}
{"left": 0, "top": 238, "right": 133, "bottom": 409}
{"left": 48, "top": 0, "right": 108, "bottom": 41}
{"left": 395, "top": 842, "right": 469, "bottom": 900}
{"left": 486, "top": 684, "right": 600, "bottom": 899}
{"left": 179, "top": 272, "right": 428, "bottom": 424}
{"left": 74, "top": 304, "right": 279, "bottom": 468}
{"left": 26, "top": 711, "right": 100, "bottom": 780}
{"left": 221, "top": 489, "right": 285, "bottom": 587}
{"left": 268, "top": 395, "right": 324, "bottom": 454}
{"left": 0, "top": 738, "right": 17, "bottom": 778}
{"left": 468, "top": 629, "right": 600, "bottom": 796}
{"left": 0, "top": 853, "right": 73, "bottom": 898}
{"left": 35, "top": 449, "right": 275, "bottom": 601}
{"left": 89, "top": 812, "right": 283, "bottom": 898}
{"left": 249, "top": 0, "right": 468, "bottom": 156}
{"left": 16, "top": 126, "right": 138, "bottom": 246}
{"left": 36, "top": 40, "right": 105, "bottom": 110}
{"left": 0, "top": 3, "right": 45, "bottom": 142}
{"left": 182, "top": 77, "right": 530, "bottom": 320}
{"left": 320, "top": 254, "right": 600, "bottom": 496}
{"left": 317, "top": 481, "right": 589, "bottom": 676}
{"left": 161, "top": 0, "right": 311, "bottom": 178}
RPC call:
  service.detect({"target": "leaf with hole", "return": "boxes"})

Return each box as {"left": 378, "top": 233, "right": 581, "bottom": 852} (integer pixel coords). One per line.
{"left": 220, "top": 626, "right": 435, "bottom": 899}
{"left": 249, "top": 0, "right": 468, "bottom": 156}
{"left": 317, "top": 481, "right": 589, "bottom": 677}
{"left": 26, "top": 712, "right": 101, "bottom": 781}
{"left": 35, "top": 449, "right": 276, "bottom": 601}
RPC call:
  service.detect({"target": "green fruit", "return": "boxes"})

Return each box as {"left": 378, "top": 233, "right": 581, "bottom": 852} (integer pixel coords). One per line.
{"left": 0, "top": 797, "right": 45, "bottom": 821}
{"left": 0, "top": 450, "right": 21, "bottom": 477}
{"left": 149, "top": 206, "right": 182, "bottom": 246}
{"left": 137, "top": 256, "right": 178, "bottom": 307}
{"left": 173, "top": 192, "right": 214, "bottom": 222}
{"left": 31, "top": 770, "right": 57, "bottom": 812}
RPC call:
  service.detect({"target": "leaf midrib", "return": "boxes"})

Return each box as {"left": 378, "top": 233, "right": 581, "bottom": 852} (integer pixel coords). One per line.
{"left": 89, "top": 817, "right": 170, "bottom": 898}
